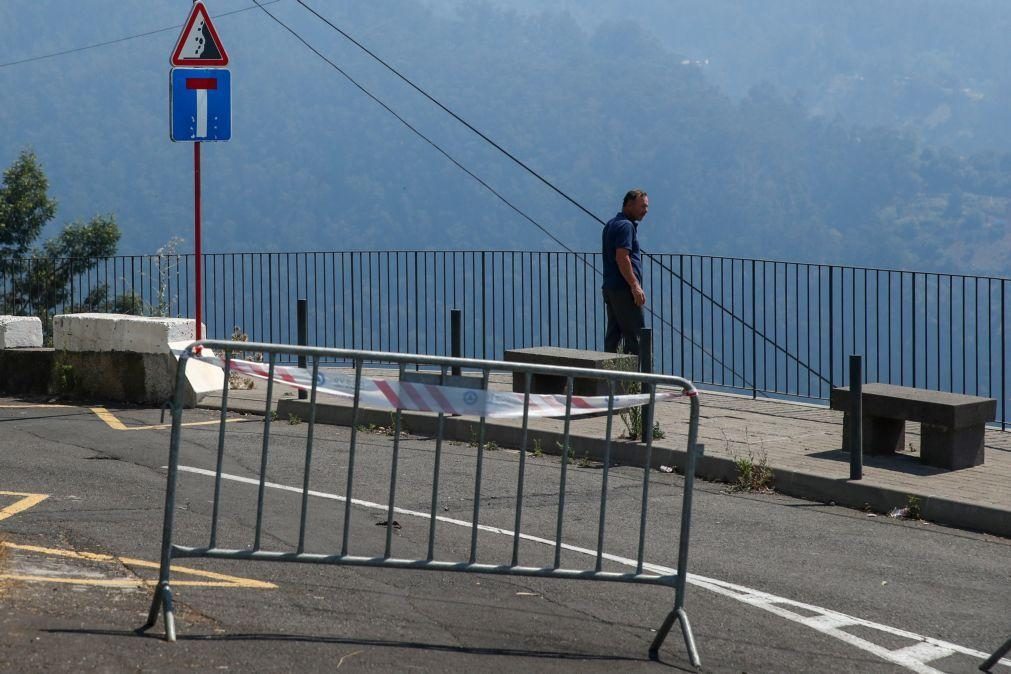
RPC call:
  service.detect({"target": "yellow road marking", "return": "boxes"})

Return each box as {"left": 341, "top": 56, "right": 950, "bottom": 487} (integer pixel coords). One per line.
{"left": 90, "top": 407, "right": 128, "bottom": 430}
{"left": 0, "top": 491, "right": 49, "bottom": 522}
{"left": 90, "top": 407, "right": 254, "bottom": 431}
{"left": 0, "top": 542, "right": 275, "bottom": 589}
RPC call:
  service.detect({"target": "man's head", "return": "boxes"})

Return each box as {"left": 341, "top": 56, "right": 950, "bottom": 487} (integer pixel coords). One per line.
{"left": 622, "top": 189, "right": 649, "bottom": 221}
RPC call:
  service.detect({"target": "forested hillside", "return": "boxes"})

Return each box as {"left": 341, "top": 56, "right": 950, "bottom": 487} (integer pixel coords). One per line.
{"left": 2, "top": 1, "right": 1010, "bottom": 275}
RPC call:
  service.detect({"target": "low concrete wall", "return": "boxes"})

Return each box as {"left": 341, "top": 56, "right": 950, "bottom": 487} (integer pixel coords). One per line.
{"left": 53, "top": 314, "right": 198, "bottom": 353}
{"left": 0, "top": 316, "right": 43, "bottom": 348}
{"left": 0, "top": 313, "right": 221, "bottom": 406}
{"left": 0, "top": 348, "right": 192, "bottom": 405}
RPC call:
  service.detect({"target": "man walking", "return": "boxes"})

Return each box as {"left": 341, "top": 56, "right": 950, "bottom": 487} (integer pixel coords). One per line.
{"left": 601, "top": 189, "right": 648, "bottom": 355}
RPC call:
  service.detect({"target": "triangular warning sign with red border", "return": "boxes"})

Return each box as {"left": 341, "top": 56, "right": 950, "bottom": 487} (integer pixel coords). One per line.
{"left": 171, "top": 1, "right": 229, "bottom": 67}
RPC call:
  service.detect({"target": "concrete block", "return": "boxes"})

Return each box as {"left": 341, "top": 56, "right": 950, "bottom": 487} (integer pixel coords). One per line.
{"left": 0, "top": 316, "right": 43, "bottom": 348}
{"left": 53, "top": 313, "right": 202, "bottom": 353}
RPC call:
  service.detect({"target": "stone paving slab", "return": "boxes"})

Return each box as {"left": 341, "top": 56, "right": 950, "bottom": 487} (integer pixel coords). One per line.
{"left": 202, "top": 368, "right": 1011, "bottom": 539}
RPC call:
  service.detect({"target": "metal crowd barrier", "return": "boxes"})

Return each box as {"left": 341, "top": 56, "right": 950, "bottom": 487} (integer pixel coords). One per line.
{"left": 139, "top": 340, "right": 704, "bottom": 665}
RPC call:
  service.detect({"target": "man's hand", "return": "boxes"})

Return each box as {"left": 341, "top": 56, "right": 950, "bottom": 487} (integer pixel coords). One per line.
{"left": 616, "top": 248, "right": 646, "bottom": 307}
{"left": 631, "top": 284, "right": 646, "bottom": 307}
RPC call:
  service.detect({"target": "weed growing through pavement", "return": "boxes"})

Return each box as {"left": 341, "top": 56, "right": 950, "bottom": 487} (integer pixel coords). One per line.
{"left": 531, "top": 439, "right": 543, "bottom": 458}
{"left": 288, "top": 413, "right": 302, "bottom": 425}
{"left": 723, "top": 427, "right": 774, "bottom": 493}
{"left": 905, "top": 495, "right": 921, "bottom": 519}
{"left": 356, "top": 415, "right": 408, "bottom": 437}
{"left": 467, "top": 427, "right": 497, "bottom": 450}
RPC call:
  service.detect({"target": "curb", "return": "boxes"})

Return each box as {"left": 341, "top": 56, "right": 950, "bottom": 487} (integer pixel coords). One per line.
{"left": 251, "top": 398, "right": 1011, "bottom": 539}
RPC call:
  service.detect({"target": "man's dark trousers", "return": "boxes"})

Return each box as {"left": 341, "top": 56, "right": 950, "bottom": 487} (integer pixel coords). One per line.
{"left": 603, "top": 288, "right": 645, "bottom": 355}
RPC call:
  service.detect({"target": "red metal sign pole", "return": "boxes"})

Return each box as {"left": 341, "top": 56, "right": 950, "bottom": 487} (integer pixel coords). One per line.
{"left": 194, "top": 141, "right": 202, "bottom": 342}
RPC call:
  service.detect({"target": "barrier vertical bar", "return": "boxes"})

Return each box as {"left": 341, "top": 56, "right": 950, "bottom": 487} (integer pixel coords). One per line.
{"left": 140, "top": 347, "right": 192, "bottom": 641}
{"left": 595, "top": 382, "right": 616, "bottom": 572}
{"left": 469, "top": 369, "right": 492, "bottom": 563}
{"left": 511, "top": 372, "right": 532, "bottom": 567}
{"left": 340, "top": 360, "right": 364, "bottom": 556}
{"left": 296, "top": 356, "right": 320, "bottom": 554}
{"left": 849, "top": 355, "right": 863, "bottom": 481}
{"left": 650, "top": 391, "right": 702, "bottom": 666}
{"left": 297, "top": 298, "right": 308, "bottom": 400}
{"left": 385, "top": 364, "right": 405, "bottom": 558}
{"left": 640, "top": 328, "right": 654, "bottom": 442}
{"left": 636, "top": 383, "right": 658, "bottom": 574}
{"left": 427, "top": 366, "right": 449, "bottom": 561}
{"left": 209, "top": 349, "right": 232, "bottom": 549}
{"left": 553, "top": 379, "right": 574, "bottom": 569}
{"left": 253, "top": 353, "right": 277, "bottom": 551}
{"left": 1003, "top": 281, "right": 1007, "bottom": 430}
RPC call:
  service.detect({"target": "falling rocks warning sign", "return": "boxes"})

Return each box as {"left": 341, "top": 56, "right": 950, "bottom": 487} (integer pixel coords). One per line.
{"left": 171, "top": 1, "right": 229, "bottom": 67}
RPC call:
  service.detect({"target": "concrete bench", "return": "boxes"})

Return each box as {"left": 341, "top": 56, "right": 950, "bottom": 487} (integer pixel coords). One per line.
{"left": 502, "top": 346, "right": 638, "bottom": 396}
{"left": 829, "top": 383, "right": 996, "bottom": 470}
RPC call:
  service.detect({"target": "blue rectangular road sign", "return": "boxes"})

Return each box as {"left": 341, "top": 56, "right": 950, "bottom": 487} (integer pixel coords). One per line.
{"left": 170, "top": 68, "right": 231, "bottom": 142}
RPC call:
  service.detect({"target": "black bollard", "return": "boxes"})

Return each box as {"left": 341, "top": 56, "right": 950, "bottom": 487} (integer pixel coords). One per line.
{"left": 297, "top": 298, "right": 308, "bottom": 400}
{"left": 849, "top": 355, "right": 862, "bottom": 480}
{"left": 451, "top": 309, "right": 462, "bottom": 377}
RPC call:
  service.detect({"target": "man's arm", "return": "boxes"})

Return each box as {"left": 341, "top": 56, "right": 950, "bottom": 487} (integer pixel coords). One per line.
{"left": 615, "top": 248, "right": 646, "bottom": 307}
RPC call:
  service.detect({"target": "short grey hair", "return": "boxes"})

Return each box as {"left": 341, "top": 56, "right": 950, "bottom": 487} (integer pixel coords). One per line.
{"left": 623, "top": 189, "right": 647, "bottom": 206}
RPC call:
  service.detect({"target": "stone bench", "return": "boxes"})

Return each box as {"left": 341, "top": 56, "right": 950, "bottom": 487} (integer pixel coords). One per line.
{"left": 502, "top": 346, "right": 638, "bottom": 396}
{"left": 829, "top": 383, "right": 996, "bottom": 470}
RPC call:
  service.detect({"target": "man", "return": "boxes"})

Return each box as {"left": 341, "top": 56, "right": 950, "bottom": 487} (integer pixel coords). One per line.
{"left": 601, "top": 189, "right": 648, "bottom": 355}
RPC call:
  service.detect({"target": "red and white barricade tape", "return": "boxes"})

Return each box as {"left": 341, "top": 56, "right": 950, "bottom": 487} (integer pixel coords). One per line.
{"left": 176, "top": 347, "right": 692, "bottom": 419}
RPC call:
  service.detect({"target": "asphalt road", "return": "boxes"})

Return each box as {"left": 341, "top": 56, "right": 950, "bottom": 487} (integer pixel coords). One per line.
{"left": 0, "top": 398, "right": 1008, "bottom": 673}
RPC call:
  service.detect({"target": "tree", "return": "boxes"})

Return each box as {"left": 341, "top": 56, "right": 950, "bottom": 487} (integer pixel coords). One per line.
{"left": 0, "top": 149, "right": 56, "bottom": 258}
{"left": 0, "top": 149, "right": 126, "bottom": 337}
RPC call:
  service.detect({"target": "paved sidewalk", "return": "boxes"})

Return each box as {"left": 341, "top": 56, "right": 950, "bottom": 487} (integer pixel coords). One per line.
{"left": 202, "top": 369, "right": 1011, "bottom": 539}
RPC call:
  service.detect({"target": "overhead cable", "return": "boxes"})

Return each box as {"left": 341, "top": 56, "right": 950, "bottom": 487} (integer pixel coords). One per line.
{"left": 0, "top": 1, "right": 281, "bottom": 69}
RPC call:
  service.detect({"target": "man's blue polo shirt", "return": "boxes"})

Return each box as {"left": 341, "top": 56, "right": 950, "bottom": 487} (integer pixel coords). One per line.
{"left": 601, "top": 211, "right": 641, "bottom": 290}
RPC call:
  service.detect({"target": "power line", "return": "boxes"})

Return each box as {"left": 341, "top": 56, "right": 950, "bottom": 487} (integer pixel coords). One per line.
{"left": 0, "top": 1, "right": 281, "bottom": 69}
{"left": 287, "top": 1, "right": 829, "bottom": 383}
{"left": 295, "top": 0, "right": 607, "bottom": 227}
{"left": 249, "top": 0, "right": 577, "bottom": 256}
{"left": 254, "top": 2, "right": 758, "bottom": 387}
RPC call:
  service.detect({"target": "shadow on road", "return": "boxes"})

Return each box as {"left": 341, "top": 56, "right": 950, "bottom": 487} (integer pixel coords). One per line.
{"left": 43, "top": 627, "right": 694, "bottom": 669}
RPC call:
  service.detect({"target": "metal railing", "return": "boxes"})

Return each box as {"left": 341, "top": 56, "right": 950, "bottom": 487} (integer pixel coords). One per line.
{"left": 3, "top": 250, "right": 1008, "bottom": 424}
{"left": 140, "top": 340, "right": 704, "bottom": 664}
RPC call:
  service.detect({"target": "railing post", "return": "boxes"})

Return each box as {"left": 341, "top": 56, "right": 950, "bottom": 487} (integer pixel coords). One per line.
{"left": 751, "top": 259, "right": 757, "bottom": 399}
{"left": 849, "top": 354, "right": 862, "bottom": 481}
{"left": 297, "top": 298, "right": 308, "bottom": 400}
{"left": 639, "top": 327, "right": 653, "bottom": 443}
{"left": 481, "top": 252, "right": 487, "bottom": 358}
{"left": 451, "top": 309, "right": 462, "bottom": 377}
{"left": 829, "top": 266, "right": 835, "bottom": 392}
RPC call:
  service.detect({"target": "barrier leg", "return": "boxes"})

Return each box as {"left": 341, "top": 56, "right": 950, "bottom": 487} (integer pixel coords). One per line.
{"left": 649, "top": 602, "right": 700, "bottom": 666}
{"left": 141, "top": 582, "right": 177, "bottom": 641}
{"left": 137, "top": 349, "right": 189, "bottom": 641}
{"left": 651, "top": 398, "right": 702, "bottom": 666}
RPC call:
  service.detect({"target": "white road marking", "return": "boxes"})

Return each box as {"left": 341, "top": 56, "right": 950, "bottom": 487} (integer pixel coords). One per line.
{"left": 175, "top": 465, "right": 1010, "bottom": 671}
